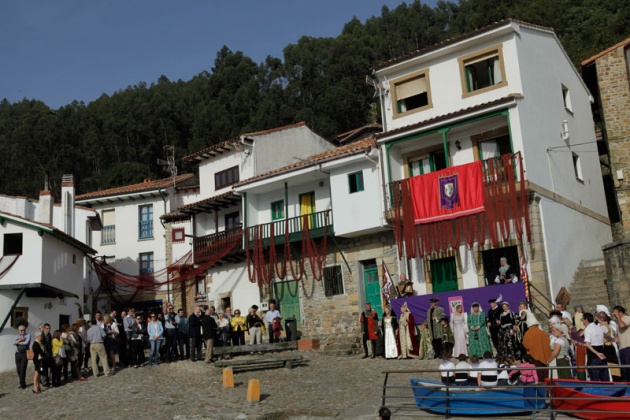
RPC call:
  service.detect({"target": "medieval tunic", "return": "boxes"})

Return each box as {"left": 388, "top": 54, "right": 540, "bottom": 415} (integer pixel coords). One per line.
{"left": 397, "top": 311, "right": 418, "bottom": 358}
{"left": 360, "top": 310, "right": 379, "bottom": 357}
{"left": 428, "top": 304, "right": 445, "bottom": 357}
{"left": 418, "top": 324, "right": 434, "bottom": 360}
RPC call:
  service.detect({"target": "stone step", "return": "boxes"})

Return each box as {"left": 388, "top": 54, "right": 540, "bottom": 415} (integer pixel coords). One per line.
{"left": 580, "top": 259, "right": 606, "bottom": 268}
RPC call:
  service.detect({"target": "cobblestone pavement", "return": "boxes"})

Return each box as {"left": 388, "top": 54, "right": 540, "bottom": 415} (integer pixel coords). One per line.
{"left": 0, "top": 352, "right": 565, "bottom": 419}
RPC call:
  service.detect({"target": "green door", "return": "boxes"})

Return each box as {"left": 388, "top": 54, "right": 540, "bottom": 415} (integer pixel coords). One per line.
{"left": 274, "top": 281, "right": 301, "bottom": 326}
{"left": 430, "top": 257, "right": 458, "bottom": 293}
{"left": 363, "top": 262, "right": 383, "bottom": 315}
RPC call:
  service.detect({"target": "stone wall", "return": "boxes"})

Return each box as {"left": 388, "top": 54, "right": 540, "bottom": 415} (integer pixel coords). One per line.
{"left": 596, "top": 47, "right": 630, "bottom": 240}
{"left": 603, "top": 239, "right": 630, "bottom": 306}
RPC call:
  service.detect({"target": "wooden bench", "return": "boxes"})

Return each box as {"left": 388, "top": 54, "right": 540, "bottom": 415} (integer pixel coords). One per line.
{"left": 214, "top": 354, "right": 304, "bottom": 372}
{"left": 212, "top": 341, "right": 297, "bottom": 356}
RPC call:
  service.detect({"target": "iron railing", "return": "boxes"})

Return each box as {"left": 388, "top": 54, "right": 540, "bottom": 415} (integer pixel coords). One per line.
{"left": 246, "top": 210, "right": 332, "bottom": 242}
{"left": 381, "top": 363, "right": 630, "bottom": 419}
{"left": 101, "top": 225, "right": 115, "bottom": 244}
{"left": 193, "top": 225, "right": 243, "bottom": 264}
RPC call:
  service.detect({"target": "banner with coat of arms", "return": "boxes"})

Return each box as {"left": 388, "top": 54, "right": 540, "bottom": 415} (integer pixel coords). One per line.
{"left": 408, "top": 160, "right": 484, "bottom": 224}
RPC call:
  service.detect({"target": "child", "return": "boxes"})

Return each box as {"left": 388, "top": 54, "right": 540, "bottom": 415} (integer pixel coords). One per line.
{"left": 454, "top": 354, "right": 471, "bottom": 386}
{"left": 438, "top": 349, "right": 455, "bottom": 385}
{"left": 478, "top": 351, "right": 498, "bottom": 387}
{"left": 497, "top": 356, "right": 509, "bottom": 386}
{"left": 418, "top": 322, "right": 434, "bottom": 360}
{"left": 504, "top": 356, "right": 520, "bottom": 385}
{"left": 468, "top": 355, "right": 480, "bottom": 386}
{"left": 510, "top": 354, "right": 538, "bottom": 385}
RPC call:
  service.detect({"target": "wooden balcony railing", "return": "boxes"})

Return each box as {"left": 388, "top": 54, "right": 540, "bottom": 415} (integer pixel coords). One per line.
{"left": 246, "top": 210, "right": 333, "bottom": 244}
{"left": 193, "top": 225, "right": 243, "bottom": 264}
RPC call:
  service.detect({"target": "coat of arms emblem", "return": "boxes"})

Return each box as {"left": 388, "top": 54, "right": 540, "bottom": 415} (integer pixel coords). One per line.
{"left": 439, "top": 174, "right": 459, "bottom": 210}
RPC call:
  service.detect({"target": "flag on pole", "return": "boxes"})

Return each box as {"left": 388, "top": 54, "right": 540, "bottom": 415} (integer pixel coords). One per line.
{"left": 520, "top": 255, "right": 530, "bottom": 301}
{"left": 382, "top": 260, "right": 393, "bottom": 303}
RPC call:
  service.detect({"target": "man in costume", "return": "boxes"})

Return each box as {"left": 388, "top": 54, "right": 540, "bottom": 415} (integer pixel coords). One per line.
{"left": 360, "top": 302, "right": 379, "bottom": 358}
{"left": 427, "top": 297, "right": 445, "bottom": 358}
{"left": 521, "top": 317, "right": 551, "bottom": 382}
{"left": 396, "top": 273, "right": 414, "bottom": 297}
{"left": 487, "top": 298, "right": 501, "bottom": 351}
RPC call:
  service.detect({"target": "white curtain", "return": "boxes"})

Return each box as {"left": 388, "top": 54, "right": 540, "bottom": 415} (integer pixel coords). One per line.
{"left": 480, "top": 140, "right": 500, "bottom": 159}
{"left": 493, "top": 57, "right": 503, "bottom": 84}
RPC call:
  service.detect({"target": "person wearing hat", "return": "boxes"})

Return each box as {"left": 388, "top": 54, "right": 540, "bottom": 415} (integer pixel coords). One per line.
{"left": 497, "top": 302, "right": 520, "bottom": 359}
{"left": 521, "top": 316, "right": 551, "bottom": 382}
{"left": 427, "top": 297, "right": 445, "bottom": 359}
{"left": 246, "top": 305, "right": 264, "bottom": 346}
{"left": 486, "top": 298, "right": 501, "bottom": 351}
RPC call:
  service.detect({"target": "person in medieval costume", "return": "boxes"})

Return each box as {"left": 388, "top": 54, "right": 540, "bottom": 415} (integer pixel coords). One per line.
{"left": 494, "top": 257, "right": 519, "bottom": 284}
{"left": 468, "top": 302, "right": 492, "bottom": 358}
{"left": 487, "top": 298, "right": 502, "bottom": 351}
{"left": 418, "top": 321, "right": 435, "bottom": 360}
{"left": 497, "top": 302, "right": 521, "bottom": 359}
{"left": 440, "top": 317, "right": 455, "bottom": 353}
{"left": 397, "top": 302, "right": 418, "bottom": 359}
{"left": 381, "top": 306, "right": 398, "bottom": 359}
{"left": 272, "top": 317, "right": 283, "bottom": 342}
{"left": 427, "top": 297, "right": 445, "bottom": 358}
{"left": 360, "top": 302, "right": 379, "bottom": 358}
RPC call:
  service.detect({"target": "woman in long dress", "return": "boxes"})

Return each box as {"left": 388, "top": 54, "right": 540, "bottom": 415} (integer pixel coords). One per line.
{"left": 381, "top": 306, "right": 399, "bottom": 359}
{"left": 467, "top": 302, "right": 492, "bottom": 358}
{"left": 450, "top": 304, "right": 468, "bottom": 357}
{"left": 548, "top": 325, "right": 572, "bottom": 379}
{"left": 498, "top": 302, "right": 520, "bottom": 359}
{"left": 397, "top": 302, "right": 418, "bottom": 359}
{"left": 418, "top": 322, "right": 434, "bottom": 360}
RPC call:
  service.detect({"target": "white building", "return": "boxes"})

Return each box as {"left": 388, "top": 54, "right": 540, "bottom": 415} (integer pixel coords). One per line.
{"left": 75, "top": 173, "right": 199, "bottom": 314}
{"left": 371, "top": 19, "right": 611, "bottom": 303}
{"left": 171, "top": 122, "right": 335, "bottom": 314}
{"left": 0, "top": 176, "right": 98, "bottom": 372}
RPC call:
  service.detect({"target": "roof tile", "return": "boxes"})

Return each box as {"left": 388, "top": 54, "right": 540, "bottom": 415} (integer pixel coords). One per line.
{"left": 76, "top": 173, "right": 196, "bottom": 201}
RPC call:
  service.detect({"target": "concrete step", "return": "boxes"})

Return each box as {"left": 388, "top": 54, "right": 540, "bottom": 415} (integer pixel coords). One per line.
{"left": 580, "top": 259, "right": 606, "bottom": 268}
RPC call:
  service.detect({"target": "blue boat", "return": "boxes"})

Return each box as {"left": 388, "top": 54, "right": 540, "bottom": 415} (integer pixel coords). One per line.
{"left": 411, "top": 378, "right": 546, "bottom": 416}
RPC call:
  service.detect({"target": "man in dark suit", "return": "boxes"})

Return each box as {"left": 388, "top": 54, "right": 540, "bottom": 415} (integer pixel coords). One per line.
{"left": 188, "top": 306, "right": 203, "bottom": 362}
{"left": 487, "top": 298, "right": 501, "bottom": 352}
{"left": 41, "top": 323, "right": 53, "bottom": 387}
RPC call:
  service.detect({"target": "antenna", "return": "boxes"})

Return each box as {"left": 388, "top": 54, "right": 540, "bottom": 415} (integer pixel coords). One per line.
{"left": 157, "top": 145, "right": 178, "bottom": 186}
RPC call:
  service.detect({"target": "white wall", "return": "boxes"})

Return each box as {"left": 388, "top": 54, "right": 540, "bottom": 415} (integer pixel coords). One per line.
{"left": 198, "top": 150, "right": 253, "bottom": 198}
{"left": 330, "top": 159, "right": 382, "bottom": 237}
{"left": 539, "top": 198, "right": 611, "bottom": 298}
{"left": 376, "top": 28, "right": 521, "bottom": 132}
{"left": 0, "top": 291, "right": 82, "bottom": 372}
{"left": 207, "top": 264, "right": 261, "bottom": 312}
{"left": 41, "top": 235, "right": 85, "bottom": 297}
{"left": 514, "top": 28, "right": 608, "bottom": 217}
{"left": 0, "top": 224, "right": 43, "bottom": 285}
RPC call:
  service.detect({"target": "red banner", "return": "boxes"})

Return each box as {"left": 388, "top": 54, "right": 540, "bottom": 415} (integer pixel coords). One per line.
{"left": 409, "top": 161, "right": 484, "bottom": 224}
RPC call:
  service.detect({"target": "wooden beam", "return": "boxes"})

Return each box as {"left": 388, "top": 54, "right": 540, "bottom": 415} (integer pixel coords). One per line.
{"left": 213, "top": 341, "right": 298, "bottom": 356}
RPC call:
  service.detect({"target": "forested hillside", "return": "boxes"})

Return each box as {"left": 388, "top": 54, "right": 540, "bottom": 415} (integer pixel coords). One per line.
{"left": 1, "top": 0, "right": 627, "bottom": 198}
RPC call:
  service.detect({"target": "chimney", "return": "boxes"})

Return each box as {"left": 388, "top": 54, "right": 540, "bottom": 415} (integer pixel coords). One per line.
{"left": 61, "top": 174, "right": 75, "bottom": 237}
{"left": 37, "top": 190, "right": 54, "bottom": 225}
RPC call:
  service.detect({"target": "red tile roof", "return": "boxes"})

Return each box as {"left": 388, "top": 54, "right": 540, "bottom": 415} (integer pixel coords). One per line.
{"left": 236, "top": 137, "right": 377, "bottom": 187}
{"left": 76, "top": 173, "right": 196, "bottom": 201}
{"left": 335, "top": 123, "right": 382, "bottom": 144}
{"left": 182, "top": 122, "right": 307, "bottom": 162}
{"left": 581, "top": 36, "right": 630, "bottom": 66}
{"left": 375, "top": 94, "right": 523, "bottom": 141}
{"left": 178, "top": 191, "right": 241, "bottom": 215}
{"left": 371, "top": 19, "right": 553, "bottom": 72}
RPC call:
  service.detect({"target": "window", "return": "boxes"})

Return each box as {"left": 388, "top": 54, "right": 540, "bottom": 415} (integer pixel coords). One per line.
{"left": 323, "top": 265, "right": 344, "bottom": 297}
{"left": 101, "top": 209, "right": 115, "bottom": 244}
{"left": 573, "top": 152, "right": 583, "bottom": 181}
{"left": 3, "top": 233, "right": 23, "bottom": 255}
{"left": 138, "top": 205, "right": 153, "bottom": 239}
{"left": 195, "top": 275, "right": 207, "bottom": 300}
{"left": 348, "top": 171, "right": 364, "bottom": 193}
{"left": 139, "top": 252, "right": 154, "bottom": 275}
{"left": 408, "top": 150, "right": 447, "bottom": 177}
{"left": 392, "top": 70, "right": 432, "bottom": 118}
{"left": 11, "top": 307, "right": 28, "bottom": 328}
{"left": 225, "top": 212, "right": 240, "bottom": 230}
{"left": 172, "top": 228, "right": 185, "bottom": 243}
{"left": 271, "top": 200, "right": 285, "bottom": 221}
{"left": 459, "top": 45, "right": 506, "bottom": 97}
{"left": 562, "top": 84, "right": 572, "bottom": 112}
{"left": 214, "top": 166, "right": 239, "bottom": 190}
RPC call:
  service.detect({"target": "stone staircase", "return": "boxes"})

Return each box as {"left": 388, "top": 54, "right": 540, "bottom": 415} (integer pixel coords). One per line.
{"left": 567, "top": 259, "right": 610, "bottom": 313}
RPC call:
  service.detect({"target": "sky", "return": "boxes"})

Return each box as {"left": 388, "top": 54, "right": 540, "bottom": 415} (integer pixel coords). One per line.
{"left": 0, "top": 0, "right": 438, "bottom": 109}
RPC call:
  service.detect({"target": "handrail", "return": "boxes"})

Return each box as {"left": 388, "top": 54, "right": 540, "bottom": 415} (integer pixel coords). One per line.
{"left": 381, "top": 363, "right": 630, "bottom": 419}
{"left": 246, "top": 210, "right": 332, "bottom": 241}
{"left": 193, "top": 225, "right": 243, "bottom": 263}
{"left": 528, "top": 281, "right": 554, "bottom": 313}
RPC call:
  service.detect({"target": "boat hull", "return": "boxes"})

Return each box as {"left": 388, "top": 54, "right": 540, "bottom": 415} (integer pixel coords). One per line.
{"left": 411, "top": 378, "right": 546, "bottom": 416}
{"left": 547, "top": 378, "right": 630, "bottom": 420}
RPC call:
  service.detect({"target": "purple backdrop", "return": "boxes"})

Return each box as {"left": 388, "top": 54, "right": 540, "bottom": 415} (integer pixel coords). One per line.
{"left": 390, "top": 282, "right": 527, "bottom": 322}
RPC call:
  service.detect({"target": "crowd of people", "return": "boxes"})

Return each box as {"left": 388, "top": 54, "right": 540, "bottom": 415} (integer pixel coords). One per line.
{"left": 12, "top": 302, "right": 284, "bottom": 392}
{"left": 360, "top": 295, "right": 630, "bottom": 387}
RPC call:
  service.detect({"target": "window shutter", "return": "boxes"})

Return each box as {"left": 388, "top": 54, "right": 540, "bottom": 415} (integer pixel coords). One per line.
{"left": 464, "top": 51, "right": 499, "bottom": 66}
{"left": 102, "top": 210, "right": 115, "bottom": 225}
{"left": 395, "top": 76, "right": 426, "bottom": 100}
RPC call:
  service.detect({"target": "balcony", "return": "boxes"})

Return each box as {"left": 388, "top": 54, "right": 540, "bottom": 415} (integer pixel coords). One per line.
{"left": 193, "top": 225, "right": 244, "bottom": 264}
{"left": 246, "top": 210, "right": 333, "bottom": 246}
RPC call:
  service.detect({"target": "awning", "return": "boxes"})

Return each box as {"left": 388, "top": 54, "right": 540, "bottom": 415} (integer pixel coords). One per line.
{"left": 0, "top": 283, "right": 79, "bottom": 299}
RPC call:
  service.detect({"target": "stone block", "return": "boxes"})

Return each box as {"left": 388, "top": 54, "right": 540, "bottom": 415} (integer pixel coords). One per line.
{"left": 247, "top": 379, "right": 261, "bottom": 403}
{"left": 298, "top": 339, "right": 320, "bottom": 350}
{"left": 222, "top": 367, "right": 234, "bottom": 388}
